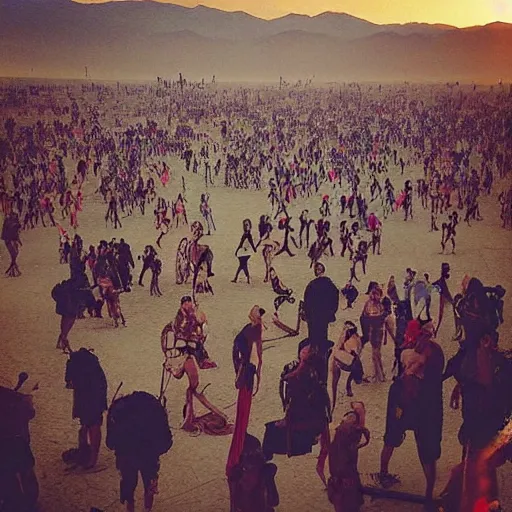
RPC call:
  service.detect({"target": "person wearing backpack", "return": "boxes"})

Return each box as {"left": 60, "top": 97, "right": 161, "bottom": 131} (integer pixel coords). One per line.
{"left": 63, "top": 348, "right": 108, "bottom": 470}
{"left": 106, "top": 391, "right": 173, "bottom": 512}
{"left": 52, "top": 272, "right": 95, "bottom": 353}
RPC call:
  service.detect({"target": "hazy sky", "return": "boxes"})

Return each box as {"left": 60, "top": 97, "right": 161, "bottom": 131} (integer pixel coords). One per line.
{"left": 74, "top": 0, "right": 512, "bottom": 26}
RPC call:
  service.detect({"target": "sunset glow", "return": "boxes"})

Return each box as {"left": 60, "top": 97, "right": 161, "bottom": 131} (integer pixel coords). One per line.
{"left": 73, "top": 0, "right": 512, "bottom": 26}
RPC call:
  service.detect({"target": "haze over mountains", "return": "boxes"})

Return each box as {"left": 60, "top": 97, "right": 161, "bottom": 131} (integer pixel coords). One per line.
{"left": 1, "top": 0, "right": 511, "bottom": 82}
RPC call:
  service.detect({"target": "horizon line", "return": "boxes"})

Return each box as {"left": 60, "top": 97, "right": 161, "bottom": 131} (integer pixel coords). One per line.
{"left": 69, "top": 0, "right": 512, "bottom": 29}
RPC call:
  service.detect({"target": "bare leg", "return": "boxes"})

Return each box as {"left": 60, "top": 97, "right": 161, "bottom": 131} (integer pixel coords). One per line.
{"left": 420, "top": 460, "right": 436, "bottom": 502}
{"left": 331, "top": 363, "right": 342, "bottom": 413}
{"left": 316, "top": 427, "right": 331, "bottom": 487}
{"left": 380, "top": 445, "right": 395, "bottom": 475}
{"left": 57, "top": 316, "right": 75, "bottom": 352}
{"left": 182, "top": 388, "right": 196, "bottom": 431}
{"left": 372, "top": 344, "right": 385, "bottom": 382}
{"left": 86, "top": 424, "right": 102, "bottom": 468}
{"left": 346, "top": 373, "right": 354, "bottom": 397}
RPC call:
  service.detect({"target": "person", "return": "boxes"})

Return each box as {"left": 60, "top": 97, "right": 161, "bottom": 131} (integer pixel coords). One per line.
{"left": 97, "top": 271, "right": 126, "bottom": 328}
{"left": 106, "top": 391, "right": 173, "bottom": 512}
{"left": 52, "top": 274, "right": 95, "bottom": 352}
{"left": 298, "top": 209, "right": 315, "bottom": 248}
{"left": 117, "top": 238, "right": 135, "bottom": 291}
{"left": 269, "top": 267, "right": 295, "bottom": 313}
{"left": 138, "top": 245, "right": 157, "bottom": 287}
{"left": 440, "top": 279, "right": 512, "bottom": 512}
{"left": 228, "top": 433, "right": 279, "bottom": 512}
{"left": 168, "top": 343, "right": 232, "bottom": 435}
{"left": 349, "top": 241, "right": 369, "bottom": 282}
{"left": 232, "top": 219, "right": 257, "bottom": 284}
{"left": 323, "top": 402, "right": 370, "bottom": 512}
{"left": 162, "top": 296, "right": 216, "bottom": 369}
{"left": 63, "top": 348, "right": 108, "bottom": 470}
{"left": 341, "top": 282, "right": 359, "bottom": 309}
{"left": 2, "top": 211, "right": 22, "bottom": 277}
{"left": 274, "top": 215, "right": 297, "bottom": 257}
{"left": 200, "top": 192, "right": 216, "bottom": 235}
{"left": 257, "top": 215, "right": 280, "bottom": 282}
{"left": 172, "top": 295, "right": 207, "bottom": 343}
{"left": 149, "top": 257, "right": 162, "bottom": 297}
{"left": 0, "top": 374, "right": 39, "bottom": 512}
{"left": 303, "top": 262, "right": 339, "bottom": 348}
{"left": 174, "top": 193, "right": 187, "bottom": 227}
{"left": 226, "top": 306, "right": 265, "bottom": 477}
{"left": 432, "top": 262, "right": 453, "bottom": 336}
{"left": 262, "top": 344, "right": 331, "bottom": 462}
{"left": 359, "top": 283, "right": 392, "bottom": 383}
{"left": 331, "top": 321, "right": 364, "bottom": 410}
{"left": 376, "top": 319, "right": 444, "bottom": 505}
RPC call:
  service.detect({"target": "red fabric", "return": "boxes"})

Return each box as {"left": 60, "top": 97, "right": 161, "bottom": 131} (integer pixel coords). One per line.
{"left": 225, "top": 387, "right": 253, "bottom": 477}
{"left": 473, "top": 498, "right": 489, "bottom": 512}
{"left": 56, "top": 223, "right": 67, "bottom": 237}
{"left": 404, "top": 319, "right": 421, "bottom": 348}
{"left": 395, "top": 191, "right": 406, "bottom": 208}
{"left": 161, "top": 169, "right": 170, "bottom": 186}
{"left": 367, "top": 214, "right": 380, "bottom": 232}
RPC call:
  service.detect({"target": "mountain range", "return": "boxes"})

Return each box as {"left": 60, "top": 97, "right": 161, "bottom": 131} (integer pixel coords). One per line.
{"left": 1, "top": 0, "right": 511, "bottom": 82}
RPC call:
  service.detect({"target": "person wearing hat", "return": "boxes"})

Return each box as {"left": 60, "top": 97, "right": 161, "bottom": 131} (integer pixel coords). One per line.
{"left": 303, "top": 262, "right": 339, "bottom": 348}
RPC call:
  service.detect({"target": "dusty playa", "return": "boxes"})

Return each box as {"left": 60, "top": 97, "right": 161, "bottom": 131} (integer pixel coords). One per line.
{"left": 1, "top": 82, "right": 511, "bottom": 512}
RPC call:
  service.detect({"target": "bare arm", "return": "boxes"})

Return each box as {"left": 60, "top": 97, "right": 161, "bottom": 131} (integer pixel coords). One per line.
{"left": 254, "top": 332, "right": 263, "bottom": 395}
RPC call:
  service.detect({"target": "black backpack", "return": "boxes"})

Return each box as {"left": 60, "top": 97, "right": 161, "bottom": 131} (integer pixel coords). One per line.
{"left": 107, "top": 391, "right": 173, "bottom": 458}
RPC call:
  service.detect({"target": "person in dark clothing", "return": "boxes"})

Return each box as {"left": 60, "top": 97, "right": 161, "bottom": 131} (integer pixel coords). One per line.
{"left": 232, "top": 219, "right": 257, "bottom": 284}
{"left": 0, "top": 377, "right": 39, "bottom": 512}
{"left": 274, "top": 215, "right": 297, "bottom": 257}
{"left": 2, "top": 211, "right": 22, "bottom": 277}
{"left": 303, "top": 262, "right": 339, "bottom": 348}
{"left": 226, "top": 307, "right": 265, "bottom": 477}
{"left": 138, "top": 245, "right": 157, "bottom": 287}
{"left": 376, "top": 320, "right": 444, "bottom": 504}
{"left": 263, "top": 344, "right": 331, "bottom": 461}
{"left": 298, "top": 210, "right": 315, "bottom": 248}
{"left": 117, "top": 238, "right": 135, "bottom": 291}
{"left": 106, "top": 391, "right": 173, "bottom": 512}
{"left": 228, "top": 433, "right": 279, "bottom": 512}
{"left": 341, "top": 282, "right": 359, "bottom": 309}
{"left": 64, "top": 348, "right": 108, "bottom": 470}
{"left": 297, "top": 337, "right": 334, "bottom": 386}
{"left": 52, "top": 274, "right": 95, "bottom": 353}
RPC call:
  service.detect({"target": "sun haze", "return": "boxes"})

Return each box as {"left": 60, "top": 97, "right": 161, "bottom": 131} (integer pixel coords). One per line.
{"left": 72, "top": 0, "right": 512, "bottom": 26}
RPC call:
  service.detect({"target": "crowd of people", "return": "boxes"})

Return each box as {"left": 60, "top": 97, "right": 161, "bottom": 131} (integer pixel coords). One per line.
{"left": 0, "top": 78, "right": 511, "bottom": 512}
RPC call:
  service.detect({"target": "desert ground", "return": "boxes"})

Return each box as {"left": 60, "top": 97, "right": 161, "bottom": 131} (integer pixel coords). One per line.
{"left": 1, "top": 93, "right": 511, "bottom": 512}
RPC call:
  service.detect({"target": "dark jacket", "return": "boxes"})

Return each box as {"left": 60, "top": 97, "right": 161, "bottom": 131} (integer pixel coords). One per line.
{"left": 304, "top": 276, "right": 339, "bottom": 324}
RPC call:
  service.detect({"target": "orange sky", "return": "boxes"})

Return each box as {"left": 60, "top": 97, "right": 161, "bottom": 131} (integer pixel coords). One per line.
{"left": 74, "top": 0, "right": 512, "bottom": 26}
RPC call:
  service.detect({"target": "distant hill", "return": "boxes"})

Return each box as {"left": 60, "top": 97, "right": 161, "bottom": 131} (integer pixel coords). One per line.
{"left": 0, "top": 0, "right": 510, "bottom": 82}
